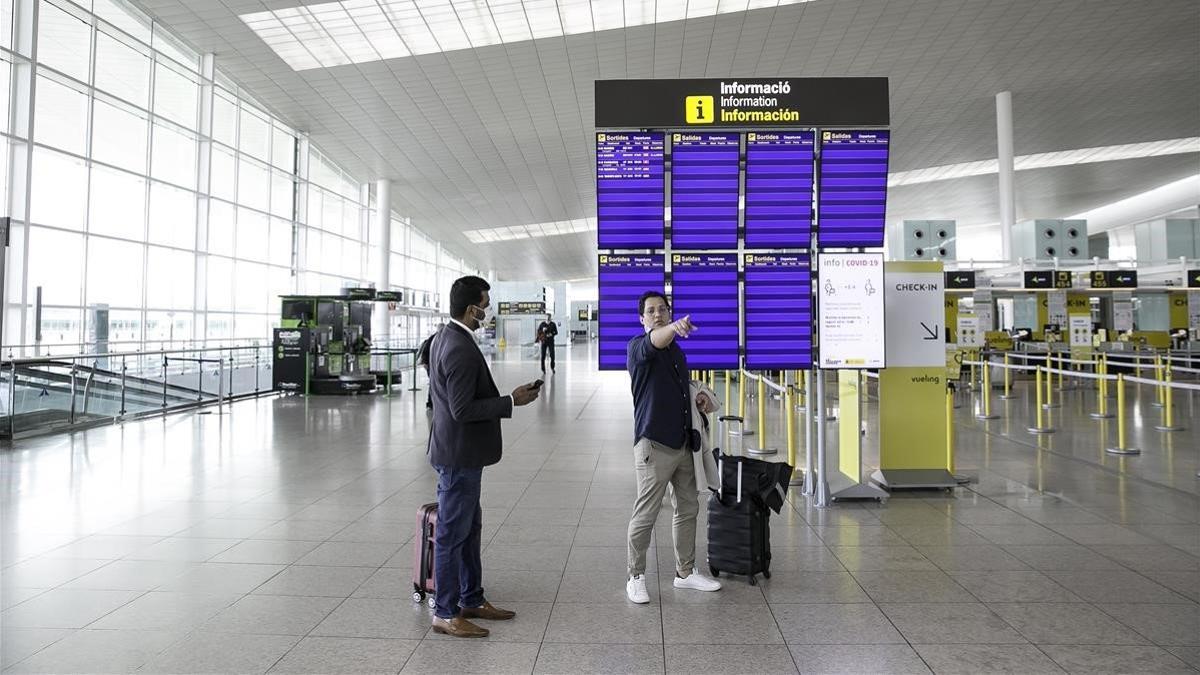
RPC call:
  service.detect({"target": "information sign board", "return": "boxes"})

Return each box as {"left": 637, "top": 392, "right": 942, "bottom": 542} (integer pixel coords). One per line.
{"left": 671, "top": 132, "right": 740, "bottom": 249}
{"left": 596, "top": 133, "right": 665, "bottom": 248}
{"left": 817, "top": 130, "right": 889, "bottom": 248}
{"left": 670, "top": 253, "right": 740, "bottom": 369}
{"left": 744, "top": 131, "right": 815, "bottom": 248}
{"left": 597, "top": 254, "right": 664, "bottom": 371}
{"left": 743, "top": 253, "right": 813, "bottom": 369}
{"left": 817, "top": 252, "right": 885, "bottom": 369}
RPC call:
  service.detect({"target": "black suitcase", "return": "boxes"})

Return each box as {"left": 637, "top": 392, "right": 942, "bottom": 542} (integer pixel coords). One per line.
{"left": 706, "top": 456, "right": 772, "bottom": 585}
{"left": 412, "top": 503, "right": 437, "bottom": 609}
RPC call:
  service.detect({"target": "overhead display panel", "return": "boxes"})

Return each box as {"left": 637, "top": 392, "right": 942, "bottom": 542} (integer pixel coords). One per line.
{"left": 670, "top": 132, "right": 740, "bottom": 250}
{"left": 817, "top": 130, "right": 889, "bottom": 248}
{"left": 743, "top": 253, "right": 813, "bottom": 369}
{"left": 670, "top": 253, "right": 740, "bottom": 369}
{"left": 817, "top": 253, "right": 885, "bottom": 369}
{"left": 595, "top": 78, "right": 890, "bottom": 128}
{"left": 744, "top": 131, "right": 815, "bottom": 249}
{"left": 596, "top": 132, "right": 665, "bottom": 249}
{"left": 598, "top": 254, "right": 665, "bottom": 371}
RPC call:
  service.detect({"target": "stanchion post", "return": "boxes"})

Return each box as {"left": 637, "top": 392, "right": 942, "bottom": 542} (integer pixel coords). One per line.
{"left": 757, "top": 375, "right": 766, "bottom": 440}
{"left": 738, "top": 370, "right": 746, "bottom": 420}
{"left": 1106, "top": 374, "right": 1141, "bottom": 455}
{"left": 802, "top": 370, "right": 814, "bottom": 495}
{"left": 1090, "top": 357, "right": 1112, "bottom": 419}
{"left": 1042, "top": 357, "right": 1059, "bottom": 409}
{"left": 1155, "top": 366, "right": 1184, "bottom": 432}
{"left": 785, "top": 384, "right": 796, "bottom": 469}
{"left": 723, "top": 370, "right": 731, "bottom": 415}
{"left": 305, "top": 352, "right": 311, "bottom": 397}
{"left": 946, "top": 385, "right": 955, "bottom": 474}
{"left": 386, "top": 352, "right": 393, "bottom": 397}
{"left": 1028, "top": 366, "right": 1056, "bottom": 434}
{"left": 976, "top": 358, "right": 998, "bottom": 420}
{"left": 1152, "top": 355, "right": 1165, "bottom": 407}
{"left": 999, "top": 353, "right": 1016, "bottom": 399}
{"left": 813, "top": 368, "right": 830, "bottom": 506}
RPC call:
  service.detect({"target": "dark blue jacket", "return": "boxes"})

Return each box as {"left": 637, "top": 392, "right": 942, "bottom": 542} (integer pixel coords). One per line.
{"left": 627, "top": 332, "right": 692, "bottom": 449}
{"left": 427, "top": 322, "right": 513, "bottom": 467}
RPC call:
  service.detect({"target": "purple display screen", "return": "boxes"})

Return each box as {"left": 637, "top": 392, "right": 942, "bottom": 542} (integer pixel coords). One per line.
{"left": 597, "top": 133, "right": 665, "bottom": 249}
{"left": 743, "top": 253, "right": 813, "bottom": 369}
{"left": 670, "top": 132, "right": 740, "bottom": 250}
{"left": 670, "top": 253, "right": 739, "bottom": 369}
{"left": 598, "top": 254, "right": 665, "bottom": 371}
{"left": 817, "top": 130, "right": 889, "bottom": 248}
{"left": 745, "top": 131, "right": 815, "bottom": 249}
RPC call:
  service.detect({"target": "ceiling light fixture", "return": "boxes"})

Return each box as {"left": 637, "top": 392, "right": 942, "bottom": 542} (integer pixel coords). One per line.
{"left": 242, "top": 0, "right": 811, "bottom": 71}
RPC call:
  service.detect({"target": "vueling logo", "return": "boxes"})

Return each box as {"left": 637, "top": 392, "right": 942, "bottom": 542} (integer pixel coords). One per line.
{"left": 685, "top": 95, "right": 714, "bottom": 124}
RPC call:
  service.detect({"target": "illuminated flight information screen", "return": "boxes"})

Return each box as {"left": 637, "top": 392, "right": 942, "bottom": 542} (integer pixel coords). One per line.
{"left": 817, "top": 130, "right": 889, "bottom": 248}
{"left": 670, "top": 253, "right": 739, "bottom": 369}
{"left": 743, "top": 253, "right": 813, "bottom": 369}
{"left": 744, "top": 131, "right": 815, "bottom": 249}
{"left": 597, "top": 133, "right": 665, "bottom": 249}
{"left": 670, "top": 132, "right": 740, "bottom": 249}
{"left": 597, "top": 254, "right": 665, "bottom": 370}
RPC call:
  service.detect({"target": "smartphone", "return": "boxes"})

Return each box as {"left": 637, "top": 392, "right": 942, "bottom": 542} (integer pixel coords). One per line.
{"left": 531, "top": 379, "right": 544, "bottom": 389}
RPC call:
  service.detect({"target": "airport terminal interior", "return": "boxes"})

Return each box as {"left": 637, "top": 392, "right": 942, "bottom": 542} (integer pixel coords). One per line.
{"left": 1, "top": 0, "right": 1199, "bottom": 673}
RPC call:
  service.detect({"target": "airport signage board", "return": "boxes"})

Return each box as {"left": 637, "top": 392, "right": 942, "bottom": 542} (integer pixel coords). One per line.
{"left": 944, "top": 271, "right": 975, "bottom": 290}
{"left": 499, "top": 302, "right": 546, "bottom": 315}
{"left": 598, "top": 254, "right": 664, "bottom": 371}
{"left": 670, "top": 133, "right": 740, "bottom": 249}
{"left": 1187, "top": 269, "right": 1200, "bottom": 288}
{"left": 596, "top": 132, "right": 665, "bottom": 249}
{"left": 744, "top": 131, "right": 815, "bottom": 249}
{"left": 817, "top": 253, "right": 885, "bottom": 369}
{"left": 743, "top": 253, "right": 813, "bottom": 369}
{"left": 1090, "top": 270, "right": 1137, "bottom": 289}
{"left": 670, "top": 253, "right": 740, "bottom": 369}
{"left": 885, "top": 261, "right": 945, "bottom": 368}
{"left": 1023, "top": 270, "right": 1072, "bottom": 289}
{"left": 595, "top": 78, "right": 889, "bottom": 128}
{"left": 817, "top": 130, "right": 889, "bottom": 248}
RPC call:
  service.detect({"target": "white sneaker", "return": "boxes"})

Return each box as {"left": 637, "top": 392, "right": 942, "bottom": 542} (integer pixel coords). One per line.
{"left": 673, "top": 572, "right": 722, "bottom": 592}
{"left": 626, "top": 574, "right": 650, "bottom": 604}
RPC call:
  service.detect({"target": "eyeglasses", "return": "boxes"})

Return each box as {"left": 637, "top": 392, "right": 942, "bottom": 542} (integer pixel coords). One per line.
{"left": 644, "top": 306, "right": 671, "bottom": 316}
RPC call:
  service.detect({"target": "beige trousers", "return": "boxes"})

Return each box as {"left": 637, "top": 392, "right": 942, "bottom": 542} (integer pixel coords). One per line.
{"left": 627, "top": 438, "right": 699, "bottom": 577}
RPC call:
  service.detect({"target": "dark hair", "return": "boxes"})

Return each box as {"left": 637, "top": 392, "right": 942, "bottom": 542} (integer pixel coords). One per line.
{"left": 450, "top": 275, "right": 491, "bottom": 318}
{"left": 638, "top": 290, "right": 670, "bottom": 315}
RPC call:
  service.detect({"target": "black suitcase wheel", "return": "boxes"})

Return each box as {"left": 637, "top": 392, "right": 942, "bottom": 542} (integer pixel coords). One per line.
{"left": 710, "top": 566, "right": 720, "bottom": 577}
{"left": 412, "top": 590, "right": 424, "bottom": 604}
{"left": 427, "top": 596, "right": 436, "bottom": 609}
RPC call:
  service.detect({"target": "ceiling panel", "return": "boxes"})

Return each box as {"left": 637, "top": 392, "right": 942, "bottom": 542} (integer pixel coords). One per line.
{"left": 128, "top": 0, "right": 1200, "bottom": 281}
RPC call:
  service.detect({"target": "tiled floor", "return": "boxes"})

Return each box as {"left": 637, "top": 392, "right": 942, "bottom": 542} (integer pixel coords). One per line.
{"left": 2, "top": 346, "right": 1198, "bottom": 674}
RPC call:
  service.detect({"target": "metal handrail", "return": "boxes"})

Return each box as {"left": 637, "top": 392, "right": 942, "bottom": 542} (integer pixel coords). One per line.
{"left": 2, "top": 344, "right": 266, "bottom": 366}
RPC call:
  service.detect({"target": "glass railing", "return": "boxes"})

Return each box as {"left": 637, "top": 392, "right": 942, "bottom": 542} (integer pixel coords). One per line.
{"left": 0, "top": 345, "right": 275, "bottom": 439}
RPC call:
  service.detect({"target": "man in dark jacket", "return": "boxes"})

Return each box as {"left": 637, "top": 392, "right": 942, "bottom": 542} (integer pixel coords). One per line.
{"left": 536, "top": 314, "right": 558, "bottom": 373}
{"left": 427, "top": 275, "right": 540, "bottom": 638}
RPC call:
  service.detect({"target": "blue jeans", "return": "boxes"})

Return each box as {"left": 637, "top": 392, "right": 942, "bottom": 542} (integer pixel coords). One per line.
{"left": 432, "top": 464, "right": 485, "bottom": 619}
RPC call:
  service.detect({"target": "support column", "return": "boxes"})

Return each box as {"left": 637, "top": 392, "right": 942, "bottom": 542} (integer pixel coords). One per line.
{"left": 373, "top": 178, "right": 391, "bottom": 345}
{"left": 996, "top": 91, "right": 1015, "bottom": 261}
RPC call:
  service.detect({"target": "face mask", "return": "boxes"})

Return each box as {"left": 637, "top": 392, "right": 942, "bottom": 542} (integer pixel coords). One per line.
{"left": 470, "top": 304, "right": 494, "bottom": 329}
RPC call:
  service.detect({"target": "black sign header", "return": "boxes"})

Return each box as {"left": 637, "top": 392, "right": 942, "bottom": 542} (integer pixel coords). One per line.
{"left": 945, "top": 271, "right": 976, "bottom": 290}
{"left": 595, "top": 78, "right": 889, "bottom": 129}
{"left": 500, "top": 301, "right": 546, "bottom": 315}
{"left": 1188, "top": 269, "right": 1200, "bottom": 289}
{"left": 1090, "top": 270, "right": 1138, "bottom": 289}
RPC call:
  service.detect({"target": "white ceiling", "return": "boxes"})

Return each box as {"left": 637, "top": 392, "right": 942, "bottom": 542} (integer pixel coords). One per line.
{"left": 130, "top": 0, "right": 1200, "bottom": 280}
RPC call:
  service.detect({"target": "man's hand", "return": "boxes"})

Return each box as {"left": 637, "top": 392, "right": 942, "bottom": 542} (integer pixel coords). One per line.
{"left": 672, "top": 315, "right": 697, "bottom": 338}
{"left": 511, "top": 383, "right": 540, "bottom": 406}
{"left": 696, "top": 391, "right": 717, "bottom": 414}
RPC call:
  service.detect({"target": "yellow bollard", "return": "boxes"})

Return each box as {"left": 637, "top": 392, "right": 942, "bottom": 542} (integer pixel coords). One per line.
{"left": 1155, "top": 367, "right": 1184, "bottom": 432}
{"left": 1028, "top": 366, "right": 1055, "bottom": 434}
{"left": 946, "top": 385, "right": 955, "bottom": 474}
{"left": 1056, "top": 353, "right": 1064, "bottom": 391}
{"left": 785, "top": 385, "right": 796, "bottom": 467}
{"left": 1106, "top": 374, "right": 1140, "bottom": 454}
{"left": 1154, "top": 355, "right": 1165, "bottom": 407}
{"left": 976, "top": 358, "right": 998, "bottom": 420}
{"left": 738, "top": 370, "right": 746, "bottom": 419}
{"left": 1090, "top": 356, "right": 1112, "bottom": 419}
{"left": 999, "top": 353, "right": 1015, "bottom": 399}
{"left": 723, "top": 370, "right": 731, "bottom": 414}
{"left": 757, "top": 375, "right": 767, "bottom": 440}
{"left": 1043, "top": 357, "right": 1059, "bottom": 409}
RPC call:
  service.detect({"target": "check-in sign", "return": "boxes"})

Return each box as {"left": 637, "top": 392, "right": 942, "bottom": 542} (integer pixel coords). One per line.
{"left": 885, "top": 261, "right": 945, "bottom": 368}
